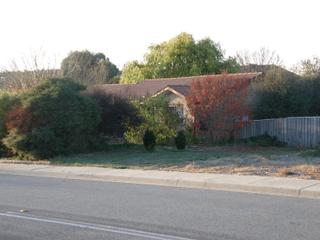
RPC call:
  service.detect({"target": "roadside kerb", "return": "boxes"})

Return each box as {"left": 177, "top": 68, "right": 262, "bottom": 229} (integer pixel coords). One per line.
{"left": 0, "top": 163, "right": 320, "bottom": 199}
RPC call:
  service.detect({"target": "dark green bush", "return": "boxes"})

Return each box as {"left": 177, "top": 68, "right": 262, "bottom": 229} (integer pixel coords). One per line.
{"left": 247, "top": 133, "right": 285, "bottom": 147}
{"left": 2, "top": 78, "right": 101, "bottom": 159}
{"left": 175, "top": 130, "right": 187, "bottom": 150}
{"left": 0, "top": 93, "right": 19, "bottom": 157}
{"left": 3, "top": 128, "right": 61, "bottom": 159}
{"left": 87, "top": 90, "right": 141, "bottom": 137}
{"left": 143, "top": 129, "right": 156, "bottom": 151}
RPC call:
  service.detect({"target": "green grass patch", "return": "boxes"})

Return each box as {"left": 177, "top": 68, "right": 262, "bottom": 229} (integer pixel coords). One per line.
{"left": 50, "top": 145, "right": 234, "bottom": 168}
{"left": 49, "top": 144, "right": 301, "bottom": 170}
{"left": 299, "top": 149, "right": 320, "bottom": 158}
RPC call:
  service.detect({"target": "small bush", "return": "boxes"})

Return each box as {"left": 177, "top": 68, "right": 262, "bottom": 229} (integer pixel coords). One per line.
{"left": 247, "top": 133, "right": 285, "bottom": 147}
{"left": 143, "top": 129, "right": 156, "bottom": 151}
{"left": 175, "top": 130, "right": 187, "bottom": 150}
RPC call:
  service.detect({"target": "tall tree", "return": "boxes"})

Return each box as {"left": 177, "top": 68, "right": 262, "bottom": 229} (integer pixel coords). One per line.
{"left": 120, "top": 33, "right": 239, "bottom": 84}
{"left": 236, "top": 47, "right": 283, "bottom": 71}
{"left": 0, "top": 49, "right": 61, "bottom": 91}
{"left": 61, "top": 51, "right": 120, "bottom": 85}
{"left": 293, "top": 57, "right": 320, "bottom": 78}
{"left": 186, "top": 76, "right": 250, "bottom": 143}
{"left": 120, "top": 61, "right": 146, "bottom": 84}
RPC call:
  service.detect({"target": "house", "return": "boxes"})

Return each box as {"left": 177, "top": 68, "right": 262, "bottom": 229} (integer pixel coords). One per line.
{"left": 89, "top": 72, "right": 262, "bottom": 122}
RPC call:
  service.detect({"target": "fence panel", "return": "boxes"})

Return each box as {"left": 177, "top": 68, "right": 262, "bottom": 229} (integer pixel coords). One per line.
{"left": 238, "top": 117, "right": 320, "bottom": 147}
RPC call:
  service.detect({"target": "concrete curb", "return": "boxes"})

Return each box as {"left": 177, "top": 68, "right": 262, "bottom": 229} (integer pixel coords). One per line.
{"left": 1, "top": 163, "right": 320, "bottom": 199}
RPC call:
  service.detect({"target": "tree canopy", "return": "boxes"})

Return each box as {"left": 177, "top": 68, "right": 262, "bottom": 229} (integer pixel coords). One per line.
{"left": 61, "top": 50, "right": 120, "bottom": 85}
{"left": 293, "top": 57, "right": 320, "bottom": 78}
{"left": 186, "top": 76, "right": 250, "bottom": 143}
{"left": 120, "top": 33, "right": 239, "bottom": 84}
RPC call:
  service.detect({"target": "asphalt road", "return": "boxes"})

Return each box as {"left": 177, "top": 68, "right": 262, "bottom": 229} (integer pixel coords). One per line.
{"left": 0, "top": 173, "right": 319, "bottom": 240}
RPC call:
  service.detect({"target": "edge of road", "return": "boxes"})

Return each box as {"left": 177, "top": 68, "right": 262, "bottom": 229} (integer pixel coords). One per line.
{"left": 1, "top": 163, "right": 320, "bottom": 199}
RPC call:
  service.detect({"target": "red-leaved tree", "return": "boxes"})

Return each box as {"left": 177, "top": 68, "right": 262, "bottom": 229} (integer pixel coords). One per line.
{"left": 186, "top": 75, "right": 250, "bottom": 143}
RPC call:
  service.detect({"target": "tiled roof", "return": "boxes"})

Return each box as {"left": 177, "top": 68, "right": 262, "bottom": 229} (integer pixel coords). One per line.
{"left": 90, "top": 72, "right": 261, "bottom": 99}
{"left": 165, "top": 85, "right": 191, "bottom": 96}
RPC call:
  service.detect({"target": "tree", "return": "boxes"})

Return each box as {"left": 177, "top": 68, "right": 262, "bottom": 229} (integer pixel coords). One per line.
{"left": 124, "top": 96, "right": 181, "bottom": 144}
{"left": 250, "top": 68, "right": 320, "bottom": 119}
{"left": 120, "top": 61, "right": 146, "bottom": 84}
{"left": 0, "top": 49, "right": 61, "bottom": 91}
{"left": 236, "top": 47, "right": 283, "bottom": 70}
{"left": 61, "top": 50, "right": 120, "bottom": 85}
{"left": 186, "top": 76, "right": 250, "bottom": 143}
{"left": 293, "top": 57, "right": 320, "bottom": 78}
{"left": 120, "top": 33, "right": 239, "bottom": 83}
{"left": 2, "top": 78, "right": 101, "bottom": 159}
{"left": 251, "top": 67, "right": 294, "bottom": 119}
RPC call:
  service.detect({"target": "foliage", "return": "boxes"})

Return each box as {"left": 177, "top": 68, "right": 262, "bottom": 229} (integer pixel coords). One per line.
{"left": 61, "top": 50, "right": 120, "bottom": 85}
{"left": 120, "top": 33, "right": 239, "bottom": 83}
{"left": 3, "top": 128, "right": 62, "bottom": 159}
{"left": 236, "top": 47, "right": 283, "bottom": 66}
{"left": 87, "top": 90, "right": 142, "bottom": 137}
{"left": 252, "top": 68, "right": 320, "bottom": 119}
{"left": 143, "top": 129, "right": 156, "bottom": 151}
{"left": 175, "top": 130, "right": 187, "bottom": 150}
{"left": 124, "top": 96, "right": 181, "bottom": 144}
{"left": 187, "top": 75, "right": 250, "bottom": 143}
{"left": 0, "top": 93, "right": 18, "bottom": 137}
{"left": 0, "top": 49, "right": 61, "bottom": 91}
{"left": 246, "top": 133, "right": 285, "bottom": 147}
{"left": 0, "top": 92, "right": 19, "bottom": 156}
{"left": 120, "top": 61, "right": 146, "bottom": 84}
{"left": 293, "top": 57, "right": 320, "bottom": 78}
{"left": 2, "top": 78, "right": 101, "bottom": 159}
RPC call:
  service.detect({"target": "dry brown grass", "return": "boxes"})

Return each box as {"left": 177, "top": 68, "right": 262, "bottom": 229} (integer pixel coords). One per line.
{"left": 3, "top": 145, "right": 320, "bottom": 180}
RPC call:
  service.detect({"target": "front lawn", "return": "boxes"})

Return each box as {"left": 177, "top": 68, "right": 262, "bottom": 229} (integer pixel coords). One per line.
{"left": 48, "top": 145, "right": 320, "bottom": 180}
{"left": 2, "top": 145, "right": 319, "bottom": 179}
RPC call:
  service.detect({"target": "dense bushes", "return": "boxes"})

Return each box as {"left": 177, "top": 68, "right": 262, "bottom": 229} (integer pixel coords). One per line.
{"left": 87, "top": 90, "right": 141, "bottom": 137}
{"left": 2, "top": 79, "right": 101, "bottom": 159}
{"left": 124, "top": 96, "right": 181, "bottom": 145}
{"left": 252, "top": 69, "right": 320, "bottom": 119}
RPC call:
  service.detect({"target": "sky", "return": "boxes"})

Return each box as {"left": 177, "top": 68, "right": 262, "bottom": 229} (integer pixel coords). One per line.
{"left": 0, "top": 0, "right": 319, "bottom": 70}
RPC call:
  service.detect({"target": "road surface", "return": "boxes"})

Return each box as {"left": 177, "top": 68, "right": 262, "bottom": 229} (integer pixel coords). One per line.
{"left": 0, "top": 173, "right": 319, "bottom": 240}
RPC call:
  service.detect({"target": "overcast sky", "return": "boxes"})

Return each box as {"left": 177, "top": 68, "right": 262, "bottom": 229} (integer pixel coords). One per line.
{"left": 1, "top": 0, "right": 319, "bottom": 70}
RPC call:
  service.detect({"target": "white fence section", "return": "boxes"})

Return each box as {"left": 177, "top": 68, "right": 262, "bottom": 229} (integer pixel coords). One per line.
{"left": 238, "top": 117, "right": 320, "bottom": 147}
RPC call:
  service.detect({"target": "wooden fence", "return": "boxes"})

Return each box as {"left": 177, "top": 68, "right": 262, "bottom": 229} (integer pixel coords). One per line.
{"left": 237, "top": 117, "right": 320, "bottom": 147}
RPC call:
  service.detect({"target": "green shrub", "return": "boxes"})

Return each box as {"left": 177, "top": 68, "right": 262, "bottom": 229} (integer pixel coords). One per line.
{"left": 247, "top": 133, "right": 285, "bottom": 147}
{"left": 124, "top": 125, "right": 144, "bottom": 144}
{"left": 0, "top": 92, "right": 19, "bottom": 157}
{"left": 143, "top": 129, "right": 156, "bottom": 151}
{"left": 2, "top": 78, "right": 101, "bottom": 159}
{"left": 124, "top": 96, "right": 181, "bottom": 144}
{"left": 175, "top": 130, "right": 187, "bottom": 150}
{"left": 88, "top": 91, "right": 141, "bottom": 137}
{"left": 3, "top": 128, "right": 61, "bottom": 160}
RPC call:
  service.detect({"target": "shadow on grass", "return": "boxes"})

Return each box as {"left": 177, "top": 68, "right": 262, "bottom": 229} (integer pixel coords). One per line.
{"left": 50, "top": 144, "right": 235, "bottom": 169}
